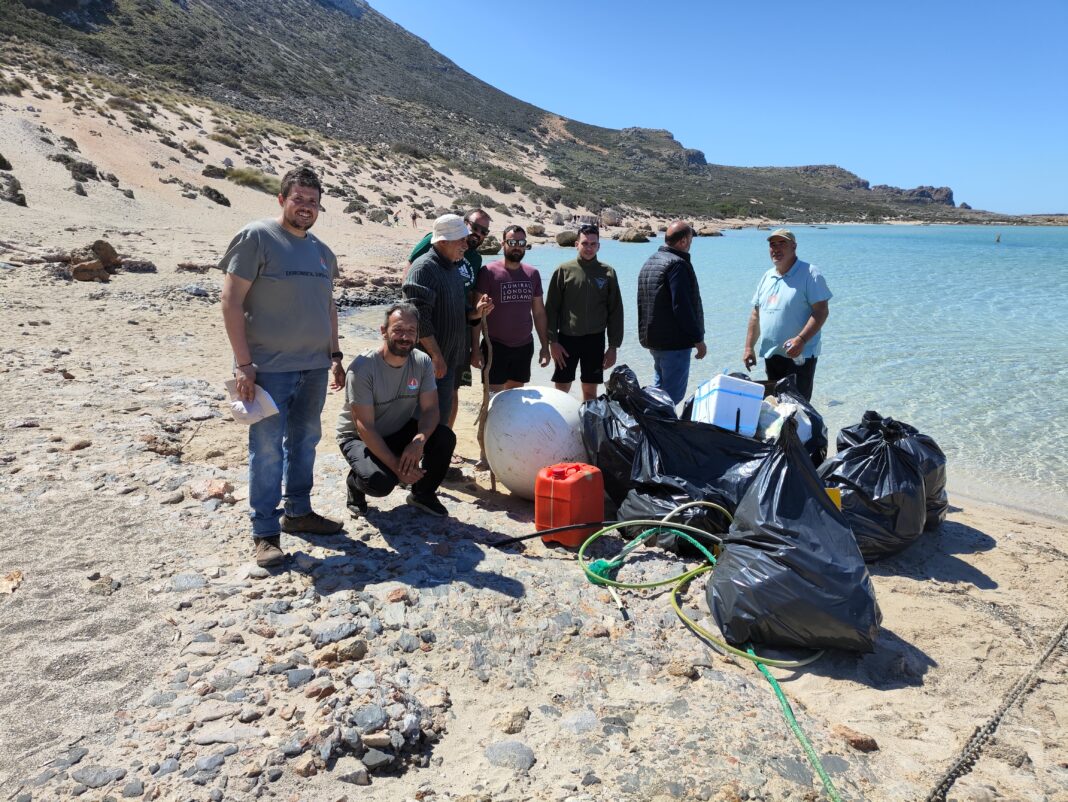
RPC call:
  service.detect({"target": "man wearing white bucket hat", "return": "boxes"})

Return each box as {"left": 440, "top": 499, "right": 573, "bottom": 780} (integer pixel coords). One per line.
{"left": 403, "top": 214, "right": 494, "bottom": 424}
{"left": 742, "top": 228, "right": 831, "bottom": 400}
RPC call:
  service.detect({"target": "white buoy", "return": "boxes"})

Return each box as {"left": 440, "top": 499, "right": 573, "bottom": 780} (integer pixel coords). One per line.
{"left": 484, "top": 386, "right": 587, "bottom": 500}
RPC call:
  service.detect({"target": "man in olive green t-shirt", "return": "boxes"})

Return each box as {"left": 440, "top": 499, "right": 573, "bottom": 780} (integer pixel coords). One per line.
{"left": 544, "top": 224, "right": 624, "bottom": 401}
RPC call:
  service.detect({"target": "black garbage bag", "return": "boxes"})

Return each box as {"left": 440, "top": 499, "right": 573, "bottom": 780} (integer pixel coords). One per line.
{"left": 708, "top": 417, "right": 881, "bottom": 652}
{"left": 819, "top": 419, "right": 928, "bottom": 560}
{"left": 835, "top": 411, "right": 947, "bottom": 530}
{"left": 632, "top": 414, "right": 772, "bottom": 513}
{"left": 772, "top": 375, "right": 828, "bottom": 467}
{"left": 616, "top": 486, "right": 731, "bottom": 558}
{"left": 581, "top": 365, "right": 677, "bottom": 507}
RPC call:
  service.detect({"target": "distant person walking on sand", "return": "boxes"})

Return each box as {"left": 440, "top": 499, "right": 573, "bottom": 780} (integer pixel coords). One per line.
{"left": 403, "top": 214, "right": 494, "bottom": 426}
{"left": 407, "top": 208, "right": 493, "bottom": 439}
{"left": 545, "top": 224, "right": 624, "bottom": 401}
{"left": 411, "top": 210, "right": 419, "bottom": 228}
{"left": 472, "top": 225, "right": 550, "bottom": 392}
{"left": 336, "top": 303, "right": 456, "bottom": 519}
{"left": 220, "top": 165, "right": 344, "bottom": 568}
{"left": 637, "top": 220, "right": 706, "bottom": 404}
{"left": 742, "top": 228, "right": 831, "bottom": 401}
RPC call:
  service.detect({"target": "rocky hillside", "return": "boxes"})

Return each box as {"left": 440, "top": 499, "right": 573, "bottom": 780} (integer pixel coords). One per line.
{"left": 0, "top": 0, "right": 1012, "bottom": 223}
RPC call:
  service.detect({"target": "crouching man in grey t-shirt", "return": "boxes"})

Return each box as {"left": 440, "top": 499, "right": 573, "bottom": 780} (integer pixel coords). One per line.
{"left": 337, "top": 303, "right": 457, "bottom": 518}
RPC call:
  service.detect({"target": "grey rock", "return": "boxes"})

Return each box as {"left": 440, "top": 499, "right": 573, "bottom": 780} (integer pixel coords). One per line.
{"left": 286, "top": 668, "right": 315, "bottom": 688}
{"left": 121, "top": 778, "right": 144, "bottom": 797}
{"left": 485, "top": 740, "right": 536, "bottom": 772}
{"left": 561, "top": 709, "right": 598, "bottom": 734}
{"left": 147, "top": 691, "right": 177, "bottom": 707}
{"left": 310, "top": 619, "right": 359, "bottom": 646}
{"left": 334, "top": 756, "right": 370, "bottom": 785}
{"left": 353, "top": 704, "right": 388, "bottom": 733}
{"left": 195, "top": 754, "right": 225, "bottom": 772}
{"left": 396, "top": 632, "right": 420, "bottom": 653}
{"left": 822, "top": 755, "right": 849, "bottom": 774}
{"left": 361, "top": 748, "right": 393, "bottom": 771}
{"left": 226, "top": 656, "right": 260, "bottom": 678}
{"left": 155, "top": 758, "right": 179, "bottom": 776}
{"left": 341, "top": 727, "right": 363, "bottom": 752}
{"left": 169, "top": 573, "right": 207, "bottom": 592}
{"left": 70, "top": 766, "right": 126, "bottom": 788}
{"left": 192, "top": 724, "right": 267, "bottom": 744}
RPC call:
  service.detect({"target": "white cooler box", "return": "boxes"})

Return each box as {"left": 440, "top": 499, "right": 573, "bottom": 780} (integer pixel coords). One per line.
{"left": 691, "top": 374, "right": 765, "bottom": 436}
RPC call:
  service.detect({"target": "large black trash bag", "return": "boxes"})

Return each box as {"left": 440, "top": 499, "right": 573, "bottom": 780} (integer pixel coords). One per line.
{"left": 581, "top": 365, "right": 677, "bottom": 506}
{"left": 708, "top": 417, "right": 882, "bottom": 652}
{"left": 819, "top": 419, "right": 928, "bottom": 561}
{"left": 632, "top": 414, "right": 772, "bottom": 513}
{"left": 772, "top": 374, "right": 828, "bottom": 467}
{"left": 616, "top": 486, "right": 731, "bottom": 558}
{"left": 835, "top": 411, "right": 948, "bottom": 530}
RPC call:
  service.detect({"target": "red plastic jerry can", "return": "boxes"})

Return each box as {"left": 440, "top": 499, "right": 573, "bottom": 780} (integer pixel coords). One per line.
{"left": 534, "top": 462, "right": 605, "bottom": 548}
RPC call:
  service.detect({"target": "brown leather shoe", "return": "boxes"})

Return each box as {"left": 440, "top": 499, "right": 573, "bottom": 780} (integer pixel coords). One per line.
{"left": 281, "top": 511, "right": 343, "bottom": 535}
{"left": 254, "top": 535, "right": 284, "bottom": 567}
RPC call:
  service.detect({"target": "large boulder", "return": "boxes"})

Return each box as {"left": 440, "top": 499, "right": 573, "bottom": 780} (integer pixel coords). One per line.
{"left": 696, "top": 226, "right": 723, "bottom": 237}
{"left": 601, "top": 208, "right": 624, "bottom": 227}
{"left": 555, "top": 230, "right": 578, "bottom": 247}
{"left": 551, "top": 211, "right": 565, "bottom": 226}
{"left": 477, "top": 235, "right": 501, "bottom": 255}
{"left": 71, "top": 259, "right": 110, "bottom": 282}
{"left": 70, "top": 240, "right": 121, "bottom": 272}
{"left": 619, "top": 228, "right": 649, "bottom": 243}
{"left": 0, "top": 173, "right": 26, "bottom": 206}
{"left": 200, "top": 186, "right": 231, "bottom": 206}
{"left": 367, "top": 207, "right": 390, "bottom": 223}
{"left": 526, "top": 223, "right": 545, "bottom": 236}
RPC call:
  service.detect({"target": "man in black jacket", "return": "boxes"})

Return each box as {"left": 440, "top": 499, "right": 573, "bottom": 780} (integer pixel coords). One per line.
{"left": 637, "top": 221, "right": 706, "bottom": 403}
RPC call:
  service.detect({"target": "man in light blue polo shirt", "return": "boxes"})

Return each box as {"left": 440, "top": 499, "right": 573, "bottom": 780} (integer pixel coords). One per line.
{"left": 742, "top": 228, "right": 831, "bottom": 400}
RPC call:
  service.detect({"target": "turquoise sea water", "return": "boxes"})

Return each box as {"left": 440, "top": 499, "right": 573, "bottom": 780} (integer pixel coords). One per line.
{"left": 347, "top": 225, "right": 1068, "bottom": 519}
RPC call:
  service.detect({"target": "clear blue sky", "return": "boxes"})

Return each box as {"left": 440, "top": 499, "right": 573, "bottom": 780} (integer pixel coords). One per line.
{"left": 368, "top": 0, "right": 1066, "bottom": 215}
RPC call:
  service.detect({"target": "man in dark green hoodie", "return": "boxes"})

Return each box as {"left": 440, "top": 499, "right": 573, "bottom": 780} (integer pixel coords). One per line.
{"left": 544, "top": 224, "right": 624, "bottom": 401}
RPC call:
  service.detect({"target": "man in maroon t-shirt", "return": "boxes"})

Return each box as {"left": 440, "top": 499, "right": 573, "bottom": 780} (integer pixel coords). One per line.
{"left": 472, "top": 225, "right": 550, "bottom": 391}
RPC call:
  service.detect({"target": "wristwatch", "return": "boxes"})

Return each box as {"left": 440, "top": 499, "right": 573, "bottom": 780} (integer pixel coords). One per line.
{"left": 330, "top": 351, "right": 344, "bottom": 360}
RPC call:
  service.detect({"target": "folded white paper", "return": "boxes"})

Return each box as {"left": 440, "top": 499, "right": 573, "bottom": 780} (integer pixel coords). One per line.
{"left": 224, "top": 379, "right": 279, "bottom": 425}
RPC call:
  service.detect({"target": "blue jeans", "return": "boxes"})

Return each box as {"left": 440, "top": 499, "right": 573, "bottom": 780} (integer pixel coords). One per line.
{"left": 248, "top": 369, "right": 329, "bottom": 538}
{"left": 650, "top": 348, "right": 691, "bottom": 405}
{"left": 435, "top": 364, "right": 457, "bottom": 425}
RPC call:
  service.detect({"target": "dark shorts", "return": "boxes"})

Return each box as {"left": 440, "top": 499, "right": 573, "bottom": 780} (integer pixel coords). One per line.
{"left": 481, "top": 339, "right": 534, "bottom": 385}
{"left": 765, "top": 355, "right": 819, "bottom": 401}
{"left": 551, "top": 332, "right": 606, "bottom": 385}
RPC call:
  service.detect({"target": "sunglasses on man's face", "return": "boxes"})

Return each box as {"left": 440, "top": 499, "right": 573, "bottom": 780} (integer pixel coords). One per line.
{"left": 467, "top": 222, "right": 490, "bottom": 236}
{"left": 504, "top": 239, "right": 527, "bottom": 248}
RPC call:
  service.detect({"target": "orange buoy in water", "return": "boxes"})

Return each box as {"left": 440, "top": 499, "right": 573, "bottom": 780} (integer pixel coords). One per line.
{"left": 535, "top": 463, "right": 605, "bottom": 548}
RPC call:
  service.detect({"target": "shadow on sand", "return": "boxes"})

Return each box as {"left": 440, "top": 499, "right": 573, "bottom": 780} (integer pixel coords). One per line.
{"left": 284, "top": 489, "right": 526, "bottom": 600}
{"left": 868, "top": 519, "right": 997, "bottom": 589}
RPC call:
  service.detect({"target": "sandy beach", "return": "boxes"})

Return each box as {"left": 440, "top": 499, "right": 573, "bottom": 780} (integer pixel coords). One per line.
{"left": 1, "top": 83, "right": 1067, "bottom": 801}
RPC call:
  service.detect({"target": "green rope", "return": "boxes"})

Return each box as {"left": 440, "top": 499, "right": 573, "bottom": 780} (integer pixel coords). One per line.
{"left": 748, "top": 647, "right": 843, "bottom": 802}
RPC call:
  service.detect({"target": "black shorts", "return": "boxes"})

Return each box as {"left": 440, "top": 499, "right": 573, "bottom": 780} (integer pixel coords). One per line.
{"left": 481, "top": 339, "right": 534, "bottom": 385}
{"left": 551, "top": 331, "right": 606, "bottom": 385}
